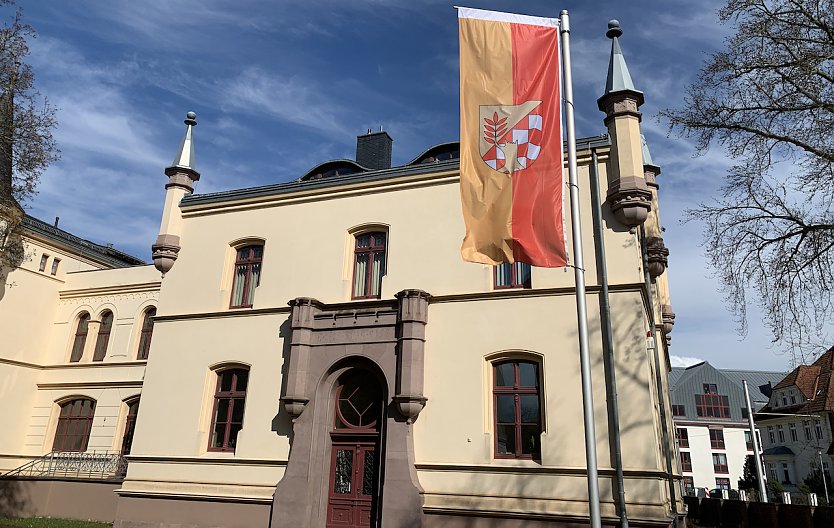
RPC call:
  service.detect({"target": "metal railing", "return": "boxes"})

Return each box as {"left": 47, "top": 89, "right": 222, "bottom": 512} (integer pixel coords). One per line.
{"left": 1, "top": 451, "right": 127, "bottom": 480}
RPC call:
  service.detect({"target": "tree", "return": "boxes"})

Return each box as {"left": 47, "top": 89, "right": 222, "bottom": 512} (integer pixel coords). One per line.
{"left": 0, "top": 0, "right": 58, "bottom": 272}
{"left": 662, "top": 0, "right": 834, "bottom": 363}
{"left": 803, "top": 467, "right": 832, "bottom": 501}
{"left": 738, "top": 454, "right": 759, "bottom": 491}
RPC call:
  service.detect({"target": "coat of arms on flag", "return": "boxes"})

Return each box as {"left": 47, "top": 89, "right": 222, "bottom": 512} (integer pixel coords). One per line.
{"left": 480, "top": 101, "right": 543, "bottom": 174}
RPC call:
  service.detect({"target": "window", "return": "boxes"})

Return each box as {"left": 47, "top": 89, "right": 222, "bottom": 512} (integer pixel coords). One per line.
{"left": 709, "top": 429, "right": 725, "bottom": 449}
{"left": 703, "top": 383, "right": 718, "bottom": 394}
{"left": 789, "top": 423, "right": 798, "bottom": 442}
{"left": 741, "top": 407, "right": 749, "bottom": 419}
{"left": 804, "top": 420, "right": 812, "bottom": 441}
{"left": 92, "top": 311, "right": 113, "bottom": 362}
{"left": 672, "top": 404, "right": 686, "bottom": 417}
{"left": 715, "top": 477, "right": 731, "bottom": 490}
{"left": 680, "top": 451, "right": 692, "bottom": 472}
{"left": 745, "top": 431, "right": 754, "bottom": 450}
{"left": 777, "top": 424, "right": 785, "bottom": 443}
{"left": 136, "top": 307, "right": 156, "bottom": 360}
{"left": 494, "top": 262, "right": 532, "bottom": 289}
{"left": 38, "top": 254, "right": 49, "bottom": 272}
{"left": 209, "top": 368, "right": 249, "bottom": 452}
{"left": 695, "top": 393, "right": 730, "bottom": 418}
{"left": 52, "top": 398, "right": 95, "bottom": 452}
{"left": 712, "top": 453, "right": 728, "bottom": 473}
{"left": 50, "top": 258, "right": 60, "bottom": 275}
{"left": 676, "top": 428, "right": 689, "bottom": 448}
{"left": 352, "top": 232, "right": 386, "bottom": 299}
{"left": 121, "top": 399, "right": 140, "bottom": 456}
{"left": 767, "top": 463, "right": 777, "bottom": 480}
{"left": 767, "top": 425, "right": 774, "bottom": 443}
{"left": 781, "top": 462, "right": 791, "bottom": 484}
{"left": 683, "top": 476, "right": 695, "bottom": 493}
{"left": 782, "top": 395, "right": 788, "bottom": 406}
{"left": 790, "top": 393, "right": 796, "bottom": 404}
{"left": 230, "top": 245, "right": 263, "bottom": 308}
{"left": 493, "top": 360, "right": 541, "bottom": 459}
{"left": 70, "top": 313, "right": 90, "bottom": 362}
{"left": 815, "top": 420, "right": 823, "bottom": 440}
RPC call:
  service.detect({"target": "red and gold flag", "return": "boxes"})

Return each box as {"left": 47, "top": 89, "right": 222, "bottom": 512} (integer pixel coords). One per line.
{"left": 458, "top": 7, "right": 566, "bottom": 267}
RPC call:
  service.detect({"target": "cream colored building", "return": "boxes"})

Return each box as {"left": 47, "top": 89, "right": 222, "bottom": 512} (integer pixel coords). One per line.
{"left": 1, "top": 25, "right": 683, "bottom": 527}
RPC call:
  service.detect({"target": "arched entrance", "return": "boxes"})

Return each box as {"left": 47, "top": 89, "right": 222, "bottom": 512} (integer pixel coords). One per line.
{"left": 326, "top": 368, "right": 383, "bottom": 528}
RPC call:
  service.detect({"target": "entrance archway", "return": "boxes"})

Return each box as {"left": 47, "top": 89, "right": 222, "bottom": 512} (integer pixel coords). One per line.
{"left": 326, "top": 368, "right": 383, "bottom": 528}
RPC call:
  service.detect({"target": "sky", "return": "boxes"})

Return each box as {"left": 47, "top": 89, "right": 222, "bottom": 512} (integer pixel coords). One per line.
{"left": 14, "top": 0, "right": 794, "bottom": 373}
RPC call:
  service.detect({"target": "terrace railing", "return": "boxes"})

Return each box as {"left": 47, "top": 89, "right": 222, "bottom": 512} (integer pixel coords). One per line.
{"left": 1, "top": 451, "right": 127, "bottom": 480}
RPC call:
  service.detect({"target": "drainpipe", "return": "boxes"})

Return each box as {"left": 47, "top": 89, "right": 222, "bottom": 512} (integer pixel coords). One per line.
{"left": 640, "top": 225, "right": 679, "bottom": 525}
{"left": 588, "top": 146, "right": 629, "bottom": 528}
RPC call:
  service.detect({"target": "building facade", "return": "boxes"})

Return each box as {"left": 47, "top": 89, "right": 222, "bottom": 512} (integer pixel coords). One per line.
{"left": 756, "top": 350, "right": 834, "bottom": 493}
{"left": 1, "top": 25, "right": 684, "bottom": 527}
{"left": 669, "top": 362, "right": 784, "bottom": 495}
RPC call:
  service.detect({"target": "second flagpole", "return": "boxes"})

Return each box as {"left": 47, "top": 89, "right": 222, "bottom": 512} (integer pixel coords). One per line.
{"left": 559, "top": 10, "right": 602, "bottom": 528}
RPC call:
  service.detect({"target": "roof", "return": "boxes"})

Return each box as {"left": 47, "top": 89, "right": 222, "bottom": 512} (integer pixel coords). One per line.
{"left": 182, "top": 134, "right": 612, "bottom": 208}
{"left": 762, "top": 446, "right": 795, "bottom": 456}
{"left": 21, "top": 215, "right": 145, "bottom": 268}
{"left": 762, "top": 347, "right": 834, "bottom": 415}
{"left": 598, "top": 20, "right": 643, "bottom": 108}
{"left": 670, "top": 363, "right": 785, "bottom": 402}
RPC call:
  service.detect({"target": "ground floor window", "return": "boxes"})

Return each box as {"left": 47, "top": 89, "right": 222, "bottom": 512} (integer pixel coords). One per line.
{"left": 52, "top": 399, "right": 95, "bottom": 452}
{"left": 715, "top": 477, "right": 731, "bottom": 490}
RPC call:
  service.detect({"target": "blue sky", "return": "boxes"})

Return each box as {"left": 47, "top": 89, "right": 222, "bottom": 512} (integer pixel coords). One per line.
{"left": 16, "top": 0, "right": 791, "bottom": 372}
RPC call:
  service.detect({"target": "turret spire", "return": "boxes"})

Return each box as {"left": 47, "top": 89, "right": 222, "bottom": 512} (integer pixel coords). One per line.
{"left": 170, "top": 111, "right": 197, "bottom": 171}
{"left": 599, "top": 20, "right": 644, "bottom": 109}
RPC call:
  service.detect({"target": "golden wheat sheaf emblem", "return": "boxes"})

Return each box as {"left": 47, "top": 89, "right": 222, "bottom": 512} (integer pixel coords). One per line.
{"left": 479, "top": 101, "right": 543, "bottom": 175}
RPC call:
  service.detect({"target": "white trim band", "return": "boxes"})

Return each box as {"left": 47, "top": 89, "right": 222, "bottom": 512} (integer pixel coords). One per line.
{"left": 457, "top": 7, "right": 559, "bottom": 28}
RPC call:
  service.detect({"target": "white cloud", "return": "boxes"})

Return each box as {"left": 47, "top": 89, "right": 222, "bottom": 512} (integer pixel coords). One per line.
{"left": 670, "top": 355, "right": 705, "bottom": 368}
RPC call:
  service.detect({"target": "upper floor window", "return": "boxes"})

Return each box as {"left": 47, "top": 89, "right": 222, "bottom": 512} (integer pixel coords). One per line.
{"left": 680, "top": 451, "right": 692, "bottom": 472}
{"left": 493, "top": 359, "right": 541, "bottom": 460}
{"left": 768, "top": 425, "right": 775, "bottom": 443}
{"left": 695, "top": 392, "right": 730, "bottom": 419}
{"left": 38, "top": 254, "right": 49, "bottom": 272}
{"left": 816, "top": 420, "right": 824, "bottom": 440}
{"left": 745, "top": 430, "right": 754, "bottom": 450}
{"left": 209, "top": 368, "right": 249, "bottom": 452}
{"left": 137, "top": 307, "right": 156, "bottom": 360}
{"left": 352, "top": 232, "right": 386, "bottom": 299}
{"left": 53, "top": 398, "right": 95, "bottom": 452}
{"left": 230, "top": 245, "right": 263, "bottom": 308}
{"left": 92, "top": 311, "right": 113, "bottom": 362}
{"left": 676, "top": 428, "right": 689, "bottom": 448}
{"left": 70, "top": 313, "right": 90, "bottom": 362}
{"left": 777, "top": 424, "right": 785, "bottom": 443}
{"left": 703, "top": 383, "right": 718, "bottom": 394}
{"left": 712, "top": 453, "right": 728, "bottom": 473}
{"left": 50, "top": 258, "right": 61, "bottom": 276}
{"left": 494, "top": 262, "right": 532, "bottom": 289}
{"left": 709, "top": 429, "right": 725, "bottom": 449}
{"left": 672, "top": 404, "right": 686, "bottom": 417}
{"left": 789, "top": 423, "right": 798, "bottom": 442}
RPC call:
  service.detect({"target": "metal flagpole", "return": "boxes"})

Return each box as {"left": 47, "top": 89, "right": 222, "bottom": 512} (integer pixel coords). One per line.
{"left": 559, "top": 10, "right": 602, "bottom": 528}
{"left": 743, "top": 379, "right": 768, "bottom": 502}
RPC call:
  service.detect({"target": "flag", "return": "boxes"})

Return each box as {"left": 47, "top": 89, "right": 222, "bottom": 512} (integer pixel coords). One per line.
{"left": 458, "top": 7, "right": 566, "bottom": 268}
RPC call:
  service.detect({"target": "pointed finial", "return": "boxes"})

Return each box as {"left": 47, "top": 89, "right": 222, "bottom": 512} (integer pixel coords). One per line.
{"left": 606, "top": 20, "right": 622, "bottom": 39}
{"left": 184, "top": 111, "right": 197, "bottom": 126}
{"left": 170, "top": 111, "right": 197, "bottom": 171}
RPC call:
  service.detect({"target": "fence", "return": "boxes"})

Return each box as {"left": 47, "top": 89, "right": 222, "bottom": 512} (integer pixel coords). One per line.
{"left": 1, "top": 451, "right": 127, "bottom": 480}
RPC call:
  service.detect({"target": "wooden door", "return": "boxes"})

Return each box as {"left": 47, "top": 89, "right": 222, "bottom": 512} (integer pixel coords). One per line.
{"left": 326, "top": 440, "right": 378, "bottom": 527}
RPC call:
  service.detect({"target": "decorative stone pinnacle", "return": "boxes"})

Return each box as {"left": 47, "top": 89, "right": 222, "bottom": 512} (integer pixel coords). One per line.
{"left": 606, "top": 19, "right": 622, "bottom": 39}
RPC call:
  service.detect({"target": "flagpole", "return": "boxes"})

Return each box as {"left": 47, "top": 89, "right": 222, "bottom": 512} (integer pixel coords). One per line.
{"left": 559, "top": 10, "right": 602, "bottom": 528}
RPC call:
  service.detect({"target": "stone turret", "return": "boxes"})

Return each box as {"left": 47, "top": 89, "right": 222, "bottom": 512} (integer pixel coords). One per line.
{"left": 151, "top": 112, "right": 200, "bottom": 275}
{"left": 597, "top": 20, "right": 652, "bottom": 228}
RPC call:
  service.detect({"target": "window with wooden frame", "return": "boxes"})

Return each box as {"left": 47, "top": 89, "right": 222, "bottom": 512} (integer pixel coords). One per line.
{"left": 52, "top": 398, "right": 96, "bottom": 452}
{"left": 672, "top": 404, "right": 686, "bottom": 417}
{"left": 136, "top": 307, "right": 156, "bottom": 360}
{"left": 209, "top": 368, "right": 249, "bottom": 452}
{"left": 70, "top": 313, "right": 90, "bottom": 362}
{"left": 38, "top": 254, "right": 49, "bottom": 272}
{"left": 680, "top": 451, "right": 692, "bottom": 472}
{"left": 493, "top": 359, "right": 542, "bottom": 460}
{"left": 712, "top": 453, "right": 729, "bottom": 473}
{"left": 494, "top": 262, "right": 532, "bottom": 289}
{"left": 676, "top": 427, "right": 689, "bottom": 448}
{"left": 92, "top": 311, "right": 113, "bottom": 361}
{"left": 121, "top": 399, "right": 140, "bottom": 456}
{"left": 695, "top": 393, "right": 730, "bottom": 418}
{"left": 709, "top": 428, "right": 725, "bottom": 449}
{"left": 230, "top": 245, "right": 263, "bottom": 308}
{"left": 352, "top": 231, "right": 386, "bottom": 299}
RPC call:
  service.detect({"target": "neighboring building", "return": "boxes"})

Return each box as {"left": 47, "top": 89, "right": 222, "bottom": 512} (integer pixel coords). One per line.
{"left": 1, "top": 25, "right": 684, "bottom": 528}
{"left": 756, "top": 349, "right": 834, "bottom": 491}
{"left": 669, "top": 362, "right": 785, "bottom": 494}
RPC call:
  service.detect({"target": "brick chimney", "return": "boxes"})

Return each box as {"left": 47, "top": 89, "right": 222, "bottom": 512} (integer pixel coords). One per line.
{"left": 356, "top": 130, "right": 393, "bottom": 169}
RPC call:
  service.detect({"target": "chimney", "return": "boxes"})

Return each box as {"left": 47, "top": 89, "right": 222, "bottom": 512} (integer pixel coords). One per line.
{"left": 356, "top": 129, "right": 393, "bottom": 170}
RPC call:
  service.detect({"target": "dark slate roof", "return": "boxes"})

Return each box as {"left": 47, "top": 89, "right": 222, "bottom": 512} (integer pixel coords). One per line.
{"left": 670, "top": 363, "right": 786, "bottom": 403}
{"left": 21, "top": 215, "right": 145, "bottom": 268}
{"left": 182, "top": 135, "right": 612, "bottom": 208}
{"left": 762, "top": 446, "right": 795, "bottom": 456}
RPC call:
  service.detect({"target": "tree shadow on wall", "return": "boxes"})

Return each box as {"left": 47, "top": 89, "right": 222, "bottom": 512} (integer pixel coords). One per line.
{"left": 0, "top": 479, "right": 30, "bottom": 518}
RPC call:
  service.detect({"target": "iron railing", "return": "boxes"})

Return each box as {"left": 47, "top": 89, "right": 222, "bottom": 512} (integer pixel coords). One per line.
{"left": 1, "top": 451, "right": 127, "bottom": 480}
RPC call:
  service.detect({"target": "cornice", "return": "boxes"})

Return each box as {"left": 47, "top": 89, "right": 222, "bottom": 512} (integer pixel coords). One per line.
{"left": 0, "top": 357, "right": 147, "bottom": 370}
{"left": 59, "top": 281, "right": 161, "bottom": 299}
{"left": 36, "top": 380, "right": 143, "bottom": 390}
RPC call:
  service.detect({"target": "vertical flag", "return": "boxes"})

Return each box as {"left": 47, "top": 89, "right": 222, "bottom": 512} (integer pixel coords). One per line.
{"left": 458, "top": 7, "right": 566, "bottom": 268}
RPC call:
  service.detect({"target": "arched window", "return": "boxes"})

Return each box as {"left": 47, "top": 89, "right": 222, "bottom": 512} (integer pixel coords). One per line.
{"left": 121, "top": 399, "right": 140, "bottom": 455}
{"left": 70, "top": 313, "right": 90, "bottom": 362}
{"left": 493, "top": 359, "right": 542, "bottom": 459}
{"left": 93, "top": 311, "right": 113, "bottom": 361}
{"left": 137, "top": 307, "right": 156, "bottom": 360}
{"left": 494, "top": 262, "right": 532, "bottom": 289}
{"left": 53, "top": 398, "right": 96, "bottom": 452}
{"left": 209, "top": 368, "right": 249, "bottom": 451}
{"left": 352, "top": 232, "right": 386, "bottom": 299}
{"left": 230, "top": 245, "right": 263, "bottom": 308}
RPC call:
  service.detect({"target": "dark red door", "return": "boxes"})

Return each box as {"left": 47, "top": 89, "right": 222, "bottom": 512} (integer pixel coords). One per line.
{"left": 326, "top": 440, "right": 378, "bottom": 527}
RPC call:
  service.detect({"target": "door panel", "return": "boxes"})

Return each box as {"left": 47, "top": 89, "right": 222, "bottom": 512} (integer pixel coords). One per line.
{"left": 327, "top": 441, "right": 378, "bottom": 528}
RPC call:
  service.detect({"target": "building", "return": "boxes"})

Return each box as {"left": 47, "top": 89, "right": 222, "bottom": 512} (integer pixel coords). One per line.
{"left": 1, "top": 24, "right": 683, "bottom": 527}
{"left": 755, "top": 349, "right": 834, "bottom": 492}
{"left": 669, "top": 361, "right": 785, "bottom": 495}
